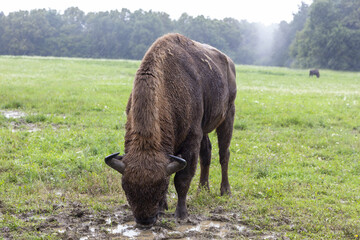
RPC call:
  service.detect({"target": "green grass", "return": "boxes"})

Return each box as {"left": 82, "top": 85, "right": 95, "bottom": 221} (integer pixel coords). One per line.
{"left": 1, "top": 56, "right": 360, "bottom": 239}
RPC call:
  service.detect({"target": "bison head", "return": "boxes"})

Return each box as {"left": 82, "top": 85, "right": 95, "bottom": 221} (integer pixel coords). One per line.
{"left": 105, "top": 152, "right": 186, "bottom": 228}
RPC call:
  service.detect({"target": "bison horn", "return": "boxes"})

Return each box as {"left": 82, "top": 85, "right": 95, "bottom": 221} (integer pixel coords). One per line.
{"left": 167, "top": 154, "right": 187, "bottom": 175}
{"left": 105, "top": 152, "right": 126, "bottom": 174}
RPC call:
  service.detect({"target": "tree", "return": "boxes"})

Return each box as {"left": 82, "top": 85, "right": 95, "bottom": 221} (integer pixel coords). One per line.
{"left": 27, "top": 9, "right": 62, "bottom": 56}
{"left": 0, "top": 12, "right": 5, "bottom": 54}
{"left": 85, "top": 10, "right": 131, "bottom": 58}
{"left": 291, "top": 0, "right": 360, "bottom": 70}
{"left": 175, "top": 14, "right": 247, "bottom": 64}
{"left": 1, "top": 7, "right": 307, "bottom": 66}
{"left": 272, "top": 2, "right": 309, "bottom": 67}
{"left": 127, "top": 10, "right": 173, "bottom": 59}
{"left": 59, "top": 7, "right": 87, "bottom": 57}
{"left": 2, "top": 11, "right": 32, "bottom": 55}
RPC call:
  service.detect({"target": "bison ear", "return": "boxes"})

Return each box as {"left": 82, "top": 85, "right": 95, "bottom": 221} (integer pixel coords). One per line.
{"left": 166, "top": 154, "right": 187, "bottom": 176}
{"left": 105, "top": 152, "right": 126, "bottom": 174}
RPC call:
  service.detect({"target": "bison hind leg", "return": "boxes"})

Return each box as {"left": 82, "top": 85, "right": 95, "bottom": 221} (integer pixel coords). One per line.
{"left": 216, "top": 105, "right": 235, "bottom": 196}
{"left": 199, "top": 134, "right": 212, "bottom": 191}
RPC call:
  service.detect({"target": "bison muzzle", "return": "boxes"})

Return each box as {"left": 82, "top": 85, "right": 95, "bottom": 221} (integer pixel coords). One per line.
{"left": 105, "top": 33, "right": 237, "bottom": 228}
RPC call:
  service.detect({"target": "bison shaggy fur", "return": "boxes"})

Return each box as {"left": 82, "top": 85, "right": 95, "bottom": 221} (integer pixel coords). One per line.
{"left": 105, "top": 33, "right": 237, "bottom": 227}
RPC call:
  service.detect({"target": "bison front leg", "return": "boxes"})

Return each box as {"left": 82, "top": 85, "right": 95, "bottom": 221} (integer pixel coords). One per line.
{"left": 174, "top": 132, "right": 201, "bottom": 219}
{"left": 174, "top": 174, "right": 190, "bottom": 219}
{"left": 216, "top": 104, "right": 235, "bottom": 196}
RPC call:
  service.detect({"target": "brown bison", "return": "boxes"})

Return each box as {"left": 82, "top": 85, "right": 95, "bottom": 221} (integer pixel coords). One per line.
{"left": 105, "top": 33, "right": 236, "bottom": 228}
{"left": 309, "top": 69, "right": 320, "bottom": 78}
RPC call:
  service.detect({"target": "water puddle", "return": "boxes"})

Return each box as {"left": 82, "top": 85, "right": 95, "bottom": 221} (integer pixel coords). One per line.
{"left": 1, "top": 110, "right": 26, "bottom": 119}
{"left": 28, "top": 215, "right": 47, "bottom": 221}
{"left": 106, "top": 220, "right": 247, "bottom": 239}
{"left": 107, "top": 221, "right": 144, "bottom": 238}
{"left": 110, "top": 224, "right": 139, "bottom": 236}
{"left": 178, "top": 220, "right": 230, "bottom": 237}
{"left": 1, "top": 110, "right": 42, "bottom": 132}
{"left": 57, "top": 228, "right": 66, "bottom": 234}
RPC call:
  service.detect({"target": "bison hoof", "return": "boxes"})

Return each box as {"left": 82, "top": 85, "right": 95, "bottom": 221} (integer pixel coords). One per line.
{"left": 174, "top": 209, "right": 188, "bottom": 220}
{"left": 198, "top": 183, "right": 210, "bottom": 192}
{"left": 220, "top": 186, "right": 231, "bottom": 196}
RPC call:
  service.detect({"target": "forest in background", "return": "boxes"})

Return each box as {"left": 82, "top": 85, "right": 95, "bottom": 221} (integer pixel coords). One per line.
{"left": 0, "top": 0, "right": 359, "bottom": 71}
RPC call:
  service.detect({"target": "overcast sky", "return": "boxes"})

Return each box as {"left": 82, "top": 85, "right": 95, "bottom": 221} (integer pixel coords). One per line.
{"left": 1, "top": 0, "right": 313, "bottom": 25}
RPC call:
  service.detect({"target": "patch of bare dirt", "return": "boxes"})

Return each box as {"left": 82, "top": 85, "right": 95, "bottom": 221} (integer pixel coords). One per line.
{"left": 3, "top": 202, "right": 282, "bottom": 239}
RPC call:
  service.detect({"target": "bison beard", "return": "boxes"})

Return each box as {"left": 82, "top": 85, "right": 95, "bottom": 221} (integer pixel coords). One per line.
{"left": 105, "top": 33, "right": 237, "bottom": 227}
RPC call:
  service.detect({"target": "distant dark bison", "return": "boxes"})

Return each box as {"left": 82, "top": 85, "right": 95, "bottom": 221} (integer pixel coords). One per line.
{"left": 309, "top": 69, "right": 320, "bottom": 78}
{"left": 105, "top": 33, "right": 236, "bottom": 227}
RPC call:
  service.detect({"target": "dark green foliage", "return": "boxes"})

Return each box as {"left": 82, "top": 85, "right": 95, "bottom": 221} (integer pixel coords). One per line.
{"left": 1, "top": 1, "right": 360, "bottom": 70}
{"left": 291, "top": 0, "right": 360, "bottom": 70}
{"left": 0, "top": 8, "right": 287, "bottom": 65}
{"left": 0, "top": 8, "right": 173, "bottom": 60}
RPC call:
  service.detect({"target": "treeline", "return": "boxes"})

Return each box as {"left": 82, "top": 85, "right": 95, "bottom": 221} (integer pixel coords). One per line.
{"left": 0, "top": 0, "right": 359, "bottom": 71}
{"left": 0, "top": 7, "right": 279, "bottom": 65}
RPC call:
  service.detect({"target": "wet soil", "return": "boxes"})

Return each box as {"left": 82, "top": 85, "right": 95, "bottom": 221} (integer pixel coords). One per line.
{"left": 1, "top": 202, "right": 281, "bottom": 239}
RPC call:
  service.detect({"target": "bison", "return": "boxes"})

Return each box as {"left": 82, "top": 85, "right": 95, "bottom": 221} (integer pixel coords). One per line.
{"left": 105, "top": 33, "right": 236, "bottom": 228}
{"left": 309, "top": 69, "right": 320, "bottom": 78}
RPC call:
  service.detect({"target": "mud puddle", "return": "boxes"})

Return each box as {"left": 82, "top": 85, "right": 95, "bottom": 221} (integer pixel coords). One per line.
{"left": 4, "top": 202, "right": 281, "bottom": 239}
{"left": 104, "top": 220, "right": 236, "bottom": 239}
{"left": 1, "top": 110, "right": 39, "bottom": 132}
{"left": 1, "top": 110, "right": 27, "bottom": 119}
{"left": 1, "top": 110, "right": 57, "bottom": 132}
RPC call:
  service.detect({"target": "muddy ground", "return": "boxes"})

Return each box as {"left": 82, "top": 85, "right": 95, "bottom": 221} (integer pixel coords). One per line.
{"left": 1, "top": 201, "right": 283, "bottom": 240}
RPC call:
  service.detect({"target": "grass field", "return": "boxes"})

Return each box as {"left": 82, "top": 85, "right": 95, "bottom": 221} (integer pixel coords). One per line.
{"left": 0, "top": 56, "right": 359, "bottom": 239}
